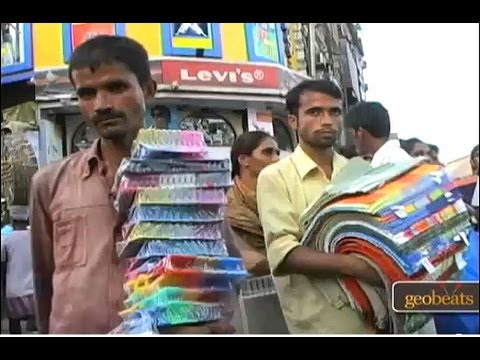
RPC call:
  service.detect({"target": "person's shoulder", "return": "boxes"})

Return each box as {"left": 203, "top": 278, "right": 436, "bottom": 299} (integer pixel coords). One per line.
{"left": 31, "top": 151, "right": 86, "bottom": 192}
{"left": 259, "top": 156, "right": 294, "bottom": 178}
{"left": 392, "top": 147, "right": 412, "bottom": 161}
{"left": 335, "top": 152, "right": 349, "bottom": 166}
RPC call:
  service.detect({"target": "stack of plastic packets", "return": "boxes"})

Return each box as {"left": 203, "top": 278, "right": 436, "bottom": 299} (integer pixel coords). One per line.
{"left": 113, "top": 129, "right": 247, "bottom": 334}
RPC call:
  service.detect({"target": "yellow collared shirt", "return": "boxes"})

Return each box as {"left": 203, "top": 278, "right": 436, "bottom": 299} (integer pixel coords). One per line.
{"left": 257, "top": 146, "right": 374, "bottom": 334}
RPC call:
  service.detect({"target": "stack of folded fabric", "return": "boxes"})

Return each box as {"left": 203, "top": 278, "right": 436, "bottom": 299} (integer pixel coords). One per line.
{"left": 447, "top": 175, "right": 478, "bottom": 207}
{"left": 301, "top": 157, "right": 477, "bottom": 334}
{"left": 113, "top": 129, "right": 247, "bottom": 334}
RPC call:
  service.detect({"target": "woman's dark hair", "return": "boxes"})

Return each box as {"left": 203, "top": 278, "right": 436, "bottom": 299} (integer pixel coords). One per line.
{"left": 471, "top": 144, "right": 479, "bottom": 160}
{"left": 230, "top": 131, "right": 273, "bottom": 179}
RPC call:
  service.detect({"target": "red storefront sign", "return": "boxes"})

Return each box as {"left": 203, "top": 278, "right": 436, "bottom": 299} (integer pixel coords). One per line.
{"left": 161, "top": 60, "right": 280, "bottom": 89}
{"left": 72, "top": 23, "right": 116, "bottom": 50}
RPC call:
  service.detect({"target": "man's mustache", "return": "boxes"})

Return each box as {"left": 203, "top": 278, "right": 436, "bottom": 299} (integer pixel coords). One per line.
{"left": 92, "top": 111, "right": 126, "bottom": 124}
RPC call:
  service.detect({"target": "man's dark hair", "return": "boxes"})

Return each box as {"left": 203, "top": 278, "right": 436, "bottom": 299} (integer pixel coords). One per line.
{"left": 401, "top": 137, "right": 423, "bottom": 154}
{"left": 336, "top": 144, "right": 358, "bottom": 159}
{"left": 344, "top": 101, "right": 390, "bottom": 139}
{"left": 286, "top": 80, "right": 343, "bottom": 116}
{"left": 471, "top": 144, "right": 479, "bottom": 160}
{"left": 68, "top": 35, "right": 152, "bottom": 89}
{"left": 230, "top": 131, "right": 273, "bottom": 179}
{"left": 429, "top": 144, "right": 439, "bottom": 153}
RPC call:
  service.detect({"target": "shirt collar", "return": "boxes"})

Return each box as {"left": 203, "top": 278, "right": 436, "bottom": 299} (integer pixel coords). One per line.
{"left": 81, "top": 139, "right": 103, "bottom": 180}
{"left": 380, "top": 139, "right": 402, "bottom": 151}
{"left": 291, "top": 145, "right": 345, "bottom": 180}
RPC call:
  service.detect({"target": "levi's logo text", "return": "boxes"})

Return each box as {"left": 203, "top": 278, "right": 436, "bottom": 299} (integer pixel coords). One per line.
{"left": 161, "top": 59, "right": 279, "bottom": 88}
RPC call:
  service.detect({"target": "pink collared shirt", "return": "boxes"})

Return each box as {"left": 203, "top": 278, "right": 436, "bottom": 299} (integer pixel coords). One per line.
{"left": 30, "top": 140, "right": 127, "bottom": 334}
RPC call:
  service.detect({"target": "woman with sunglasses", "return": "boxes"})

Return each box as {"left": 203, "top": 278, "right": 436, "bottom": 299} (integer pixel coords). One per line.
{"left": 226, "top": 131, "right": 289, "bottom": 334}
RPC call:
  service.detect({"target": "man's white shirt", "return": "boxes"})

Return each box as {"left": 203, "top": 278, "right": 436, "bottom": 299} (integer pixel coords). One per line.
{"left": 370, "top": 139, "right": 412, "bottom": 168}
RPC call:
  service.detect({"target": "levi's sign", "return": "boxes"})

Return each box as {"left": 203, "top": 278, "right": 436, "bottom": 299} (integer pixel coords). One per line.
{"left": 161, "top": 60, "right": 280, "bottom": 88}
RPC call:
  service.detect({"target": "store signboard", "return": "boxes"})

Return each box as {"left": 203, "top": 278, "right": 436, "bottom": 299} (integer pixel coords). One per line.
{"left": 161, "top": 59, "right": 280, "bottom": 89}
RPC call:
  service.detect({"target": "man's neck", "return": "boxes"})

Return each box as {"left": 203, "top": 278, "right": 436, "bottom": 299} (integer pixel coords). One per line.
{"left": 100, "top": 138, "right": 132, "bottom": 173}
{"left": 238, "top": 173, "right": 257, "bottom": 192}
{"left": 368, "top": 137, "right": 388, "bottom": 157}
{"left": 299, "top": 141, "right": 334, "bottom": 168}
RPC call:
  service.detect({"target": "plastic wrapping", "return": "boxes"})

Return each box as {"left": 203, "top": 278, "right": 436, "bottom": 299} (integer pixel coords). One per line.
{"left": 137, "top": 239, "right": 228, "bottom": 258}
{"left": 119, "top": 158, "right": 231, "bottom": 175}
{"left": 126, "top": 255, "right": 245, "bottom": 281}
{"left": 124, "top": 270, "right": 236, "bottom": 296}
{"left": 123, "top": 286, "right": 232, "bottom": 311}
{"left": 126, "top": 260, "right": 247, "bottom": 293}
{"left": 115, "top": 174, "right": 230, "bottom": 213}
{"left": 124, "top": 222, "right": 223, "bottom": 242}
{"left": 128, "top": 205, "right": 224, "bottom": 224}
{"left": 435, "top": 230, "right": 479, "bottom": 334}
{"left": 119, "top": 172, "right": 231, "bottom": 190}
{"left": 116, "top": 187, "right": 227, "bottom": 216}
{"left": 125, "top": 255, "right": 244, "bottom": 283}
{"left": 132, "top": 129, "right": 207, "bottom": 156}
{"left": 123, "top": 302, "right": 225, "bottom": 328}
{"left": 135, "top": 187, "right": 227, "bottom": 205}
{"left": 118, "top": 238, "right": 229, "bottom": 260}
{"left": 112, "top": 129, "right": 246, "bottom": 334}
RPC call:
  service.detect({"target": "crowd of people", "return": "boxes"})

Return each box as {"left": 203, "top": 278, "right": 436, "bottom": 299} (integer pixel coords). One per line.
{"left": 1, "top": 34, "right": 478, "bottom": 335}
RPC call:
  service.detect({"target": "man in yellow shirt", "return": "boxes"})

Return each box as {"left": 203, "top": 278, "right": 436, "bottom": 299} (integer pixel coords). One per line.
{"left": 257, "top": 80, "right": 381, "bottom": 334}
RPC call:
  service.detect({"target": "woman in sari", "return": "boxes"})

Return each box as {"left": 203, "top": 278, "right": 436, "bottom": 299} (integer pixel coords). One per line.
{"left": 226, "top": 131, "right": 289, "bottom": 334}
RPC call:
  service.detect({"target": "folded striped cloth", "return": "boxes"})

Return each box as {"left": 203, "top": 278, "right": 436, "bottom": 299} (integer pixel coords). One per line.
{"left": 301, "top": 158, "right": 474, "bottom": 334}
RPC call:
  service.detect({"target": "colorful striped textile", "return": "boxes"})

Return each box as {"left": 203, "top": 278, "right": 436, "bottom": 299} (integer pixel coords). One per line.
{"left": 302, "top": 158, "right": 475, "bottom": 334}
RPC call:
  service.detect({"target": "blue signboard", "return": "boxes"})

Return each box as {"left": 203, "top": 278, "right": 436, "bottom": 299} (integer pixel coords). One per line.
{"left": 245, "top": 23, "right": 286, "bottom": 65}
{"left": 1, "top": 23, "right": 34, "bottom": 84}
{"left": 161, "top": 23, "right": 222, "bottom": 58}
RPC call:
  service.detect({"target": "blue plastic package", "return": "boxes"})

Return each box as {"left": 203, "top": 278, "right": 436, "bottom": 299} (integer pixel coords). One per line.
{"left": 434, "top": 230, "right": 479, "bottom": 334}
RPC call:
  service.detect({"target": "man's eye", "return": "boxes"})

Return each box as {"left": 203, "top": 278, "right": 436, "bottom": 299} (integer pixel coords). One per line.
{"left": 108, "top": 83, "right": 128, "bottom": 93}
{"left": 330, "top": 108, "right": 342, "bottom": 117}
{"left": 77, "top": 89, "right": 96, "bottom": 100}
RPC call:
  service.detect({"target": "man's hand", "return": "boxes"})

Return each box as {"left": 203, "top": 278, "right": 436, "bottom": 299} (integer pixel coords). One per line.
{"left": 160, "top": 320, "right": 236, "bottom": 334}
{"left": 343, "top": 255, "right": 383, "bottom": 286}
{"left": 207, "top": 320, "right": 236, "bottom": 334}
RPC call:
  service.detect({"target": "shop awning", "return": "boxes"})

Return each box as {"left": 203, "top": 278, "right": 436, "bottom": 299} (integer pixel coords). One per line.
{"left": 154, "top": 85, "right": 287, "bottom": 112}
{"left": 1, "top": 80, "right": 35, "bottom": 110}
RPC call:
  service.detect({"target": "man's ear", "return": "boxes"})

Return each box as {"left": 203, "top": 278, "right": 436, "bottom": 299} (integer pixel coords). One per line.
{"left": 357, "top": 127, "right": 367, "bottom": 141}
{"left": 288, "top": 114, "right": 298, "bottom": 131}
{"left": 144, "top": 80, "right": 157, "bottom": 100}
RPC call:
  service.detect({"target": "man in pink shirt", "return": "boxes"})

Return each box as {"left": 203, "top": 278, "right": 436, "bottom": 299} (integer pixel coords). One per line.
{"left": 29, "top": 35, "right": 233, "bottom": 334}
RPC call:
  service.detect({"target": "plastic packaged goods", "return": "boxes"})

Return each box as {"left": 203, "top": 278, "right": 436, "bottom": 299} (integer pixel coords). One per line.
{"left": 131, "top": 129, "right": 207, "bottom": 156}
{"left": 128, "top": 205, "right": 225, "bottom": 224}
{"left": 113, "top": 129, "right": 247, "bottom": 334}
